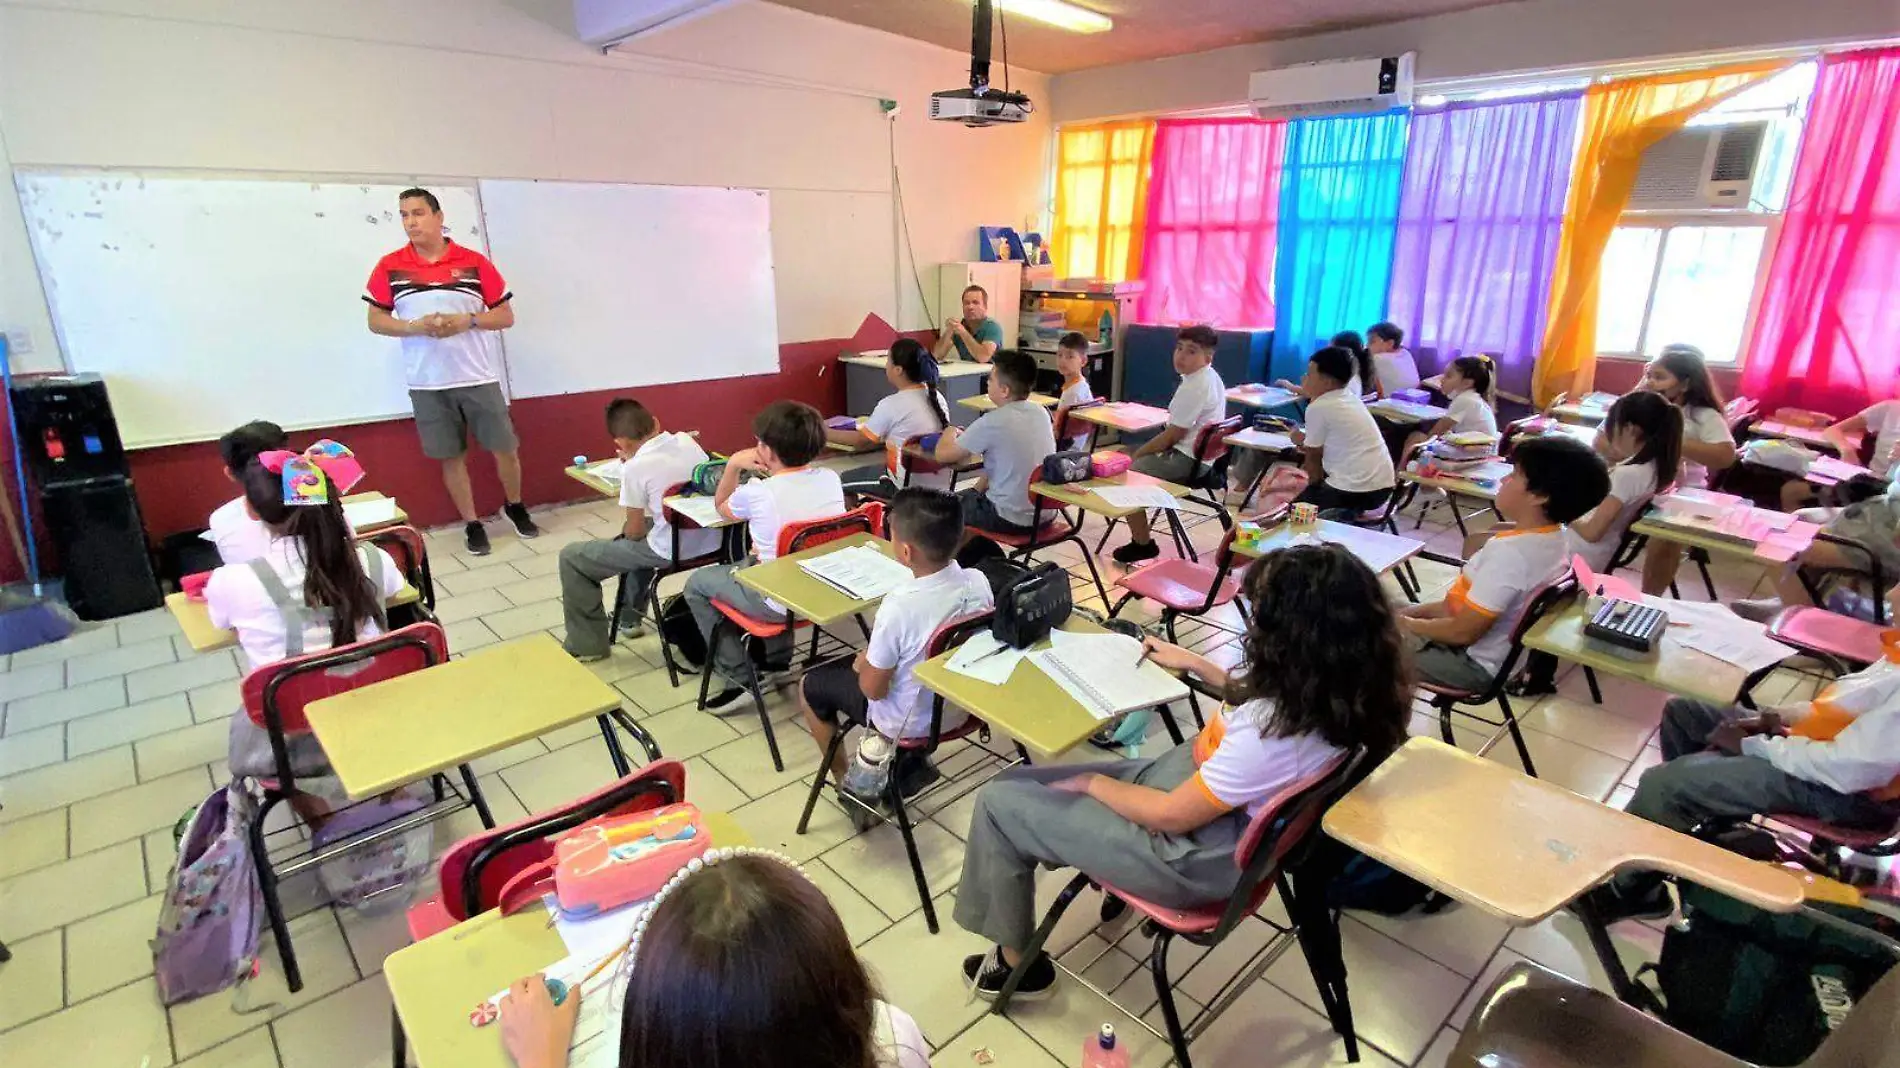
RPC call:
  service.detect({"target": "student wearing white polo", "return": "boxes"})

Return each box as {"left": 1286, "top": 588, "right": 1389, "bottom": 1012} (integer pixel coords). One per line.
{"left": 1113, "top": 325, "right": 1227, "bottom": 564}
{"left": 1292, "top": 346, "right": 1396, "bottom": 514}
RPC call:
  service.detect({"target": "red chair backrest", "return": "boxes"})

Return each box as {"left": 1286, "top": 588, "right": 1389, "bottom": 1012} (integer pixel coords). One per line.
{"left": 1506, "top": 572, "right": 1579, "bottom": 649}
{"left": 778, "top": 503, "right": 883, "bottom": 558}
{"left": 1194, "top": 415, "right": 1248, "bottom": 467}
{"left": 1213, "top": 748, "right": 1363, "bottom": 936}
{"left": 240, "top": 621, "right": 449, "bottom": 737}
{"left": 362, "top": 524, "right": 431, "bottom": 607}
{"left": 434, "top": 760, "right": 689, "bottom": 921}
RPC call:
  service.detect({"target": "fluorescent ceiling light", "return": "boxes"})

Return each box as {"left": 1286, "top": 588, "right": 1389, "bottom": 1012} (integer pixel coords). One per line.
{"left": 977, "top": 0, "right": 1113, "bottom": 35}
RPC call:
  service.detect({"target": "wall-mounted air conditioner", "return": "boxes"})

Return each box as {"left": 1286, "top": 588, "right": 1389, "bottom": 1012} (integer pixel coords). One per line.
{"left": 1247, "top": 55, "right": 1415, "bottom": 121}
{"left": 1628, "top": 121, "right": 1769, "bottom": 211}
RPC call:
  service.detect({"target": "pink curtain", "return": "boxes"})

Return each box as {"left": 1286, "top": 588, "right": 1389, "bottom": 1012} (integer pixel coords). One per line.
{"left": 1135, "top": 118, "right": 1286, "bottom": 328}
{"left": 1739, "top": 47, "right": 1900, "bottom": 414}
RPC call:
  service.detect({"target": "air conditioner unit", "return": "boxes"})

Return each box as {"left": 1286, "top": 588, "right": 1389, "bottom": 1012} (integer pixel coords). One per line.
{"left": 1628, "top": 122, "right": 1768, "bottom": 211}
{"left": 1247, "top": 54, "right": 1415, "bottom": 121}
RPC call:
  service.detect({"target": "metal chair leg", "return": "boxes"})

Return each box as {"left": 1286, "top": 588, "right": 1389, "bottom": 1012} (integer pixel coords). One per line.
{"left": 392, "top": 1008, "right": 407, "bottom": 1068}
{"left": 459, "top": 764, "right": 496, "bottom": 828}
{"left": 1068, "top": 536, "right": 1111, "bottom": 607}
{"left": 797, "top": 730, "right": 850, "bottom": 833}
{"left": 252, "top": 792, "right": 302, "bottom": 992}
{"left": 1148, "top": 933, "right": 1194, "bottom": 1068}
{"left": 1436, "top": 699, "right": 1456, "bottom": 745}
{"left": 596, "top": 713, "right": 632, "bottom": 777}
{"left": 1584, "top": 666, "right": 1602, "bottom": 704}
{"left": 1499, "top": 694, "right": 1538, "bottom": 777}
{"left": 745, "top": 647, "right": 784, "bottom": 772}
{"left": 993, "top": 873, "right": 1088, "bottom": 1013}
{"left": 890, "top": 778, "right": 938, "bottom": 933}
{"left": 650, "top": 585, "right": 680, "bottom": 689}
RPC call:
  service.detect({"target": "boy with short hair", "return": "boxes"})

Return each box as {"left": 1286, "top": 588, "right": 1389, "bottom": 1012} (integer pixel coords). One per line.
{"left": 1399, "top": 437, "right": 1609, "bottom": 692}
{"left": 687, "top": 400, "right": 845, "bottom": 706}
{"left": 1594, "top": 580, "right": 1900, "bottom": 922}
{"left": 1112, "top": 325, "right": 1226, "bottom": 564}
{"left": 935, "top": 350, "right": 1056, "bottom": 536}
{"left": 209, "top": 420, "right": 290, "bottom": 565}
{"left": 1292, "top": 345, "right": 1398, "bottom": 515}
{"left": 558, "top": 399, "right": 720, "bottom": 662}
{"left": 1053, "top": 331, "right": 1095, "bottom": 454}
{"left": 799, "top": 487, "right": 995, "bottom": 796}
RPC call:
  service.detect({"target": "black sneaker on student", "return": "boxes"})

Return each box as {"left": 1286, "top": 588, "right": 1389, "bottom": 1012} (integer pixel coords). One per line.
{"left": 1099, "top": 893, "right": 1128, "bottom": 925}
{"left": 504, "top": 502, "right": 542, "bottom": 539}
{"left": 704, "top": 686, "right": 748, "bottom": 712}
{"left": 1111, "top": 539, "right": 1161, "bottom": 565}
{"left": 464, "top": 521, "right": 492, "bottom": 557}
{"left": 963, "top": 947, "right": 1056, "bottom": 1002}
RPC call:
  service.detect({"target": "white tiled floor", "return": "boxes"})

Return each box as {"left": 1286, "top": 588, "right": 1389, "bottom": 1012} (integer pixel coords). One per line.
{"left": 0, "top": 474, "right": 1810, "bottom": 1067}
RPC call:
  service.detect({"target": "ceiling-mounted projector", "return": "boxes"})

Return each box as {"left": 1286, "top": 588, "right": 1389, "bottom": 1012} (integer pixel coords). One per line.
{"left": 931, "top": 0, "right": 1033, "bottom": 126}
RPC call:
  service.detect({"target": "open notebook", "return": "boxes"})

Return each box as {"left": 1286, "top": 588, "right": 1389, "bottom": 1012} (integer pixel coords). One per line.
{"left": 797, "top": 544, "right": 912, "bottom": 601}
{"left": 342, "top": 497, "right": 399, "bottom": 534}
{"left": 1029, "top": 630, "right": 1189, "bottom": 720}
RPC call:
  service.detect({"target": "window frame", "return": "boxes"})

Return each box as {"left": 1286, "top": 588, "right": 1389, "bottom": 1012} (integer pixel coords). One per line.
{"left": 1596, "top": 208, "right": 1784, "bottom": 366}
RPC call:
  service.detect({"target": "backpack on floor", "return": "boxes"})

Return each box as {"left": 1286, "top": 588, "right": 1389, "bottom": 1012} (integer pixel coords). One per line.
{"left": 152, "top": 783, "right": 264, "bottom": 1005}
{"left": 1326, "top": 849, "right": 1451, "bottom": 916}
{"left": 1252, "top": 462, "right": 1310, "bottom": 515}
{"left": 1648, "top": 884, "right": 1900, "bottom": 1065}
{"left": 307, "top": 783, "right": 434, "bottom": 909}
{"left": 658, "top": 593, "right": 707, "bottom": 671}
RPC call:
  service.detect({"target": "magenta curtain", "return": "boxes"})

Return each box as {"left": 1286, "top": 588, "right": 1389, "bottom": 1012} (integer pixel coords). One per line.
{"left": 1388, "top": 92, "right": 1582, "bottom": 399}
{"left": 1134, "top": 118, "right": 1286, "bottom": 328}
{"left": 1739, "top": 47, "right": 1900, "bottom": 414}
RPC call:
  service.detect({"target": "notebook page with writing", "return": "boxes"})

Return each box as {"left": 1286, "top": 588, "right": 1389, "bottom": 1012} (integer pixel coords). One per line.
{"left": 1029, "top": 630, "right": 1188, "bottom": 720}
{"left": 797, "top": 544, "right": 911, "bottom": 600}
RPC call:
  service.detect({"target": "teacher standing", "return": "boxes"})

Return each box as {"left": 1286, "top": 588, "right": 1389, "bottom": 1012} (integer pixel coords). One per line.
{"left": 364, "top": 187, "right": 538, "bottom": 556}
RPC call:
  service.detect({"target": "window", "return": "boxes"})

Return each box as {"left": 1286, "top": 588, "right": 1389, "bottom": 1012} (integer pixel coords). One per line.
{"left": 1051, "top": 121, "right": 1154, "bottom": 283}
{"left": 1593, "top": 63, "right": 1816, "bottom": 365}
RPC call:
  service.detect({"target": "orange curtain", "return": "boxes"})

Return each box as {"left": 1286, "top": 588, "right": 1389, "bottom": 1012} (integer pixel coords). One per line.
{"left": 1532, "top": 61, "right": 1791, "bottom": 405}
{"left": 1052, "top": 120, "right": 1155, "bottom": 283}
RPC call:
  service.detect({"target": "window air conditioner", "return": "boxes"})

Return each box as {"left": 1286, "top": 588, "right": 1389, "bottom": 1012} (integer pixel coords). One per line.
{"left": 1247, "top": 55, "right": 1415, "bottom": 121}
{"left": 1628, "top": 122, "right": 1769, "bottom": 211}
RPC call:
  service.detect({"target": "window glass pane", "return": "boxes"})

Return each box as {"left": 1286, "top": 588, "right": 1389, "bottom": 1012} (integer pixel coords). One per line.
{"left": 1596, "top": 227, "right": 1662, "bottom": 353}
{"left": 1642, "top": 226, "right": 1768, "bottom": 363}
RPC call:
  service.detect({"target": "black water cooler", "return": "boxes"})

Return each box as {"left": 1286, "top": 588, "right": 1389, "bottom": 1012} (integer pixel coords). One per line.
{"left": 9, "top": 374, "right": 161, "bottom": 620}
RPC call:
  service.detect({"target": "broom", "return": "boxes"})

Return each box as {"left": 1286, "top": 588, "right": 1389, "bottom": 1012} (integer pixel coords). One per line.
{"left": 0, "top": 335, "right": 76, "bottom": 653}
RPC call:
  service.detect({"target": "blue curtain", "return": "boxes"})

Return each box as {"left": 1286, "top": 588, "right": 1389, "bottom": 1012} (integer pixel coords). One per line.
{"left": 1269, "top": 111, "right": 1410, "bottom": 382}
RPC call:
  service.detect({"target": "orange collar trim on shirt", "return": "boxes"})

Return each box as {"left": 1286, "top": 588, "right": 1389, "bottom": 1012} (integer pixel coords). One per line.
{"left": 1883, "top": 629, "right": 1900, "bottom": 665}
{"left": 1493, "top": 525, "right": 1560, "bottom": 539}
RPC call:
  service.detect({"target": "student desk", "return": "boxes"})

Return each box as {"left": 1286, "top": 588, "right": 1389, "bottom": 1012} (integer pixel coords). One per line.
{"left": 165, "top": 585, "right": 422, "bottom": 655}
{"left": 823, "top": 435, "right": 882, "bottom": 456}
{"left": 1551, "top": 396, "right": 1615, "bottom": 427}
{"left": 1520, "top": 599, "right": 1778, "bottom": 707}
{"left": 734, "top": 532, "right": 898, "bottom": 627}
{"left": 1324, "top": 736, "right": 1803, "bottom": 926}
{"left": 913, "top": 617, "right": 1186, "bottom": 760}
{"left": 1226, "top": 384, "right": 1301, "bottom": 410}
{"left": 565, "top": 462, "right": 621, "bottom": 497}
{"left": 1232, "top": 519, "right": 1424, "bottom": 576}
{"left": 1030, "top": 470, "right": 1194, "bottom": 521}
{"left": 1399, "top": 459, "right": 1513, "bottom": 502}
{"left": 305, "top": 633, "right": 630, "bottom": 800}
{"left": 1629, "top": 508, "right": 1819, "bottom": 566}
{"left": 958, "top": 392, "right": 1058, "bottom": 414}
{"left": 384, "top": 813, "right": 750, "bottom": 1068}
{"left": 340, "top": 491, "right": 409, "bottom": 535}
{"left": 1752, "top": 419, "right": 1861, "bottom": 456}
{"left": 1369, "top": 398, "right": 1449, "bottom": 424}
{"left": 1224, "top": 427, "right": 1298, "bottom": 455}
{"left": 841, "top": 353, "right": 991, "bottom": 428}
{"left": 1067, "top": 401, "right": 1171, "bottom": 452}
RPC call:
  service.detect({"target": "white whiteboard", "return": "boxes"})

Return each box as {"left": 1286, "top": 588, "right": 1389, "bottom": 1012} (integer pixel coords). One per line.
{"left": 479, "top": 179, "right": 780, "bottom": 399}
{"left": 16, "top": 173, "right": 486, "bottom": 448}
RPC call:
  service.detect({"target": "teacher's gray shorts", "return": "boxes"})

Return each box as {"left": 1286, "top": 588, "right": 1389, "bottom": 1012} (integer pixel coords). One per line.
{"left": 409, "top": 383, "right": 519, "bottom": 460}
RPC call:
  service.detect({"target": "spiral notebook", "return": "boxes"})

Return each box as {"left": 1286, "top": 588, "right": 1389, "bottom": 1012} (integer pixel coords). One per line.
{"left": 1029, "top": 630, "right": 1189, "bottom": 720}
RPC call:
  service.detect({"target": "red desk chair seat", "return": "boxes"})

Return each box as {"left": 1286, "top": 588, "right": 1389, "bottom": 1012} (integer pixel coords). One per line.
{"left": 699, "top": 504, "right": 885, "bottom": 772}
{"left": 1768, "top": 606, "right": 1890, "bottom": 672}
{"left": 1109, "top": 524, "right": 1246, "bottom": 729}
{"left": 240, "top": 622, "right": 453, "bottom": 994}
{"left": 392, "top": 759, "right": 684, "bottom": 1068}
{"left": 993, "top": 750, "right": 1370, "bottom": 1068}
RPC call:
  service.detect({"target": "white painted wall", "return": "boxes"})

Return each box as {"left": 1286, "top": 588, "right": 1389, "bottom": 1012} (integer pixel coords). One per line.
{"left": 1051, "top": 0, "right": 1897, "bottom": 122}
{"left": 0, "top": 0, "right": 1052, "bottom": 374}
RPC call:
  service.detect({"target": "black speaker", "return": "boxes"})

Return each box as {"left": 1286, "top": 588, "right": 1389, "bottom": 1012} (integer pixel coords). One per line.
{"left": 41, "top": 478, "right": 162, "bottom": 621}
{"left": 8, "top": 373, "right": 128, "bottom": 487}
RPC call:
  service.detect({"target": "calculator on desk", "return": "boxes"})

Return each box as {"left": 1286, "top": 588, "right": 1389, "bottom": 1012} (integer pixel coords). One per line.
{"left": 1583, "top": 598, "right": 1668, "bottom": 655}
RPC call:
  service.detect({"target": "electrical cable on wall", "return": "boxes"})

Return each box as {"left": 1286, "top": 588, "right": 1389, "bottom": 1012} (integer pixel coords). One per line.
{"left": 887, "top": 114, "right": 937, "bottom": 328}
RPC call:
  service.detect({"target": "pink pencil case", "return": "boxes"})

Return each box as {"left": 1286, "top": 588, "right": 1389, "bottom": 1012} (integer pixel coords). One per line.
{"left": 1090, "top": 451, "right": 1132, "bottom": 478}
{"left": 552, "top": 803, "right": 708, "bottom": 918}
{"left": 181, "top": 571, "right": 213, "bottom": 602}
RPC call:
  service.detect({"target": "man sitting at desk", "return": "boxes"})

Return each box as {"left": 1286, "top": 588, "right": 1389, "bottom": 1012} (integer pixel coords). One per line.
{"left": 1594, "top": 579, "right": 1900, "bottom": 922}
{"left": 933, "top": 284, "right": 1004, "bottom": 365}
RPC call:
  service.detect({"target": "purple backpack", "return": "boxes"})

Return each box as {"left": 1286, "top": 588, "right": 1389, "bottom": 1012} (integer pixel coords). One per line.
{"left": 152, "top": 784, "right": 263, "bottom": 1005}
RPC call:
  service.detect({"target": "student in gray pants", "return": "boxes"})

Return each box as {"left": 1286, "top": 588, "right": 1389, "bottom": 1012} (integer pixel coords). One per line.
{"left": 953, "top": 542, "right": 1413, "bottom": 1000}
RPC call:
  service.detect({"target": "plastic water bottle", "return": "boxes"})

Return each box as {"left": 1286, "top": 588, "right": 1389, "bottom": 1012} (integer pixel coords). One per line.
{"left": 1098, "top": 309, "right": 1114, "bottom": 346}
{"left": 573, "top": 454, "right": 588, "bottom": 468}
{"left": 1082, "top": 1024, "right": 1129, "bottom": 1068}
{"left": 840, "top": 731, "right": 895, "bottom": 803}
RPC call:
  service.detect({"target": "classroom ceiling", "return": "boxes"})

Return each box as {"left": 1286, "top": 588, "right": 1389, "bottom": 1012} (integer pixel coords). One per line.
{"left": 760, "top": 0, "right": 1523, "bottom": 73}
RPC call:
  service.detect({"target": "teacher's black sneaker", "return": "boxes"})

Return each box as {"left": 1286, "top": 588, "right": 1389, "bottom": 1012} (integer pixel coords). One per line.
{"left": 464, "top": 521, "right": 491, "bottom": 557}
{"left": 963, "top": 947, "right": 1055, "bottom": 1002}
{"left": 504, "top": 502, "right": 542, "bottom": 539}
